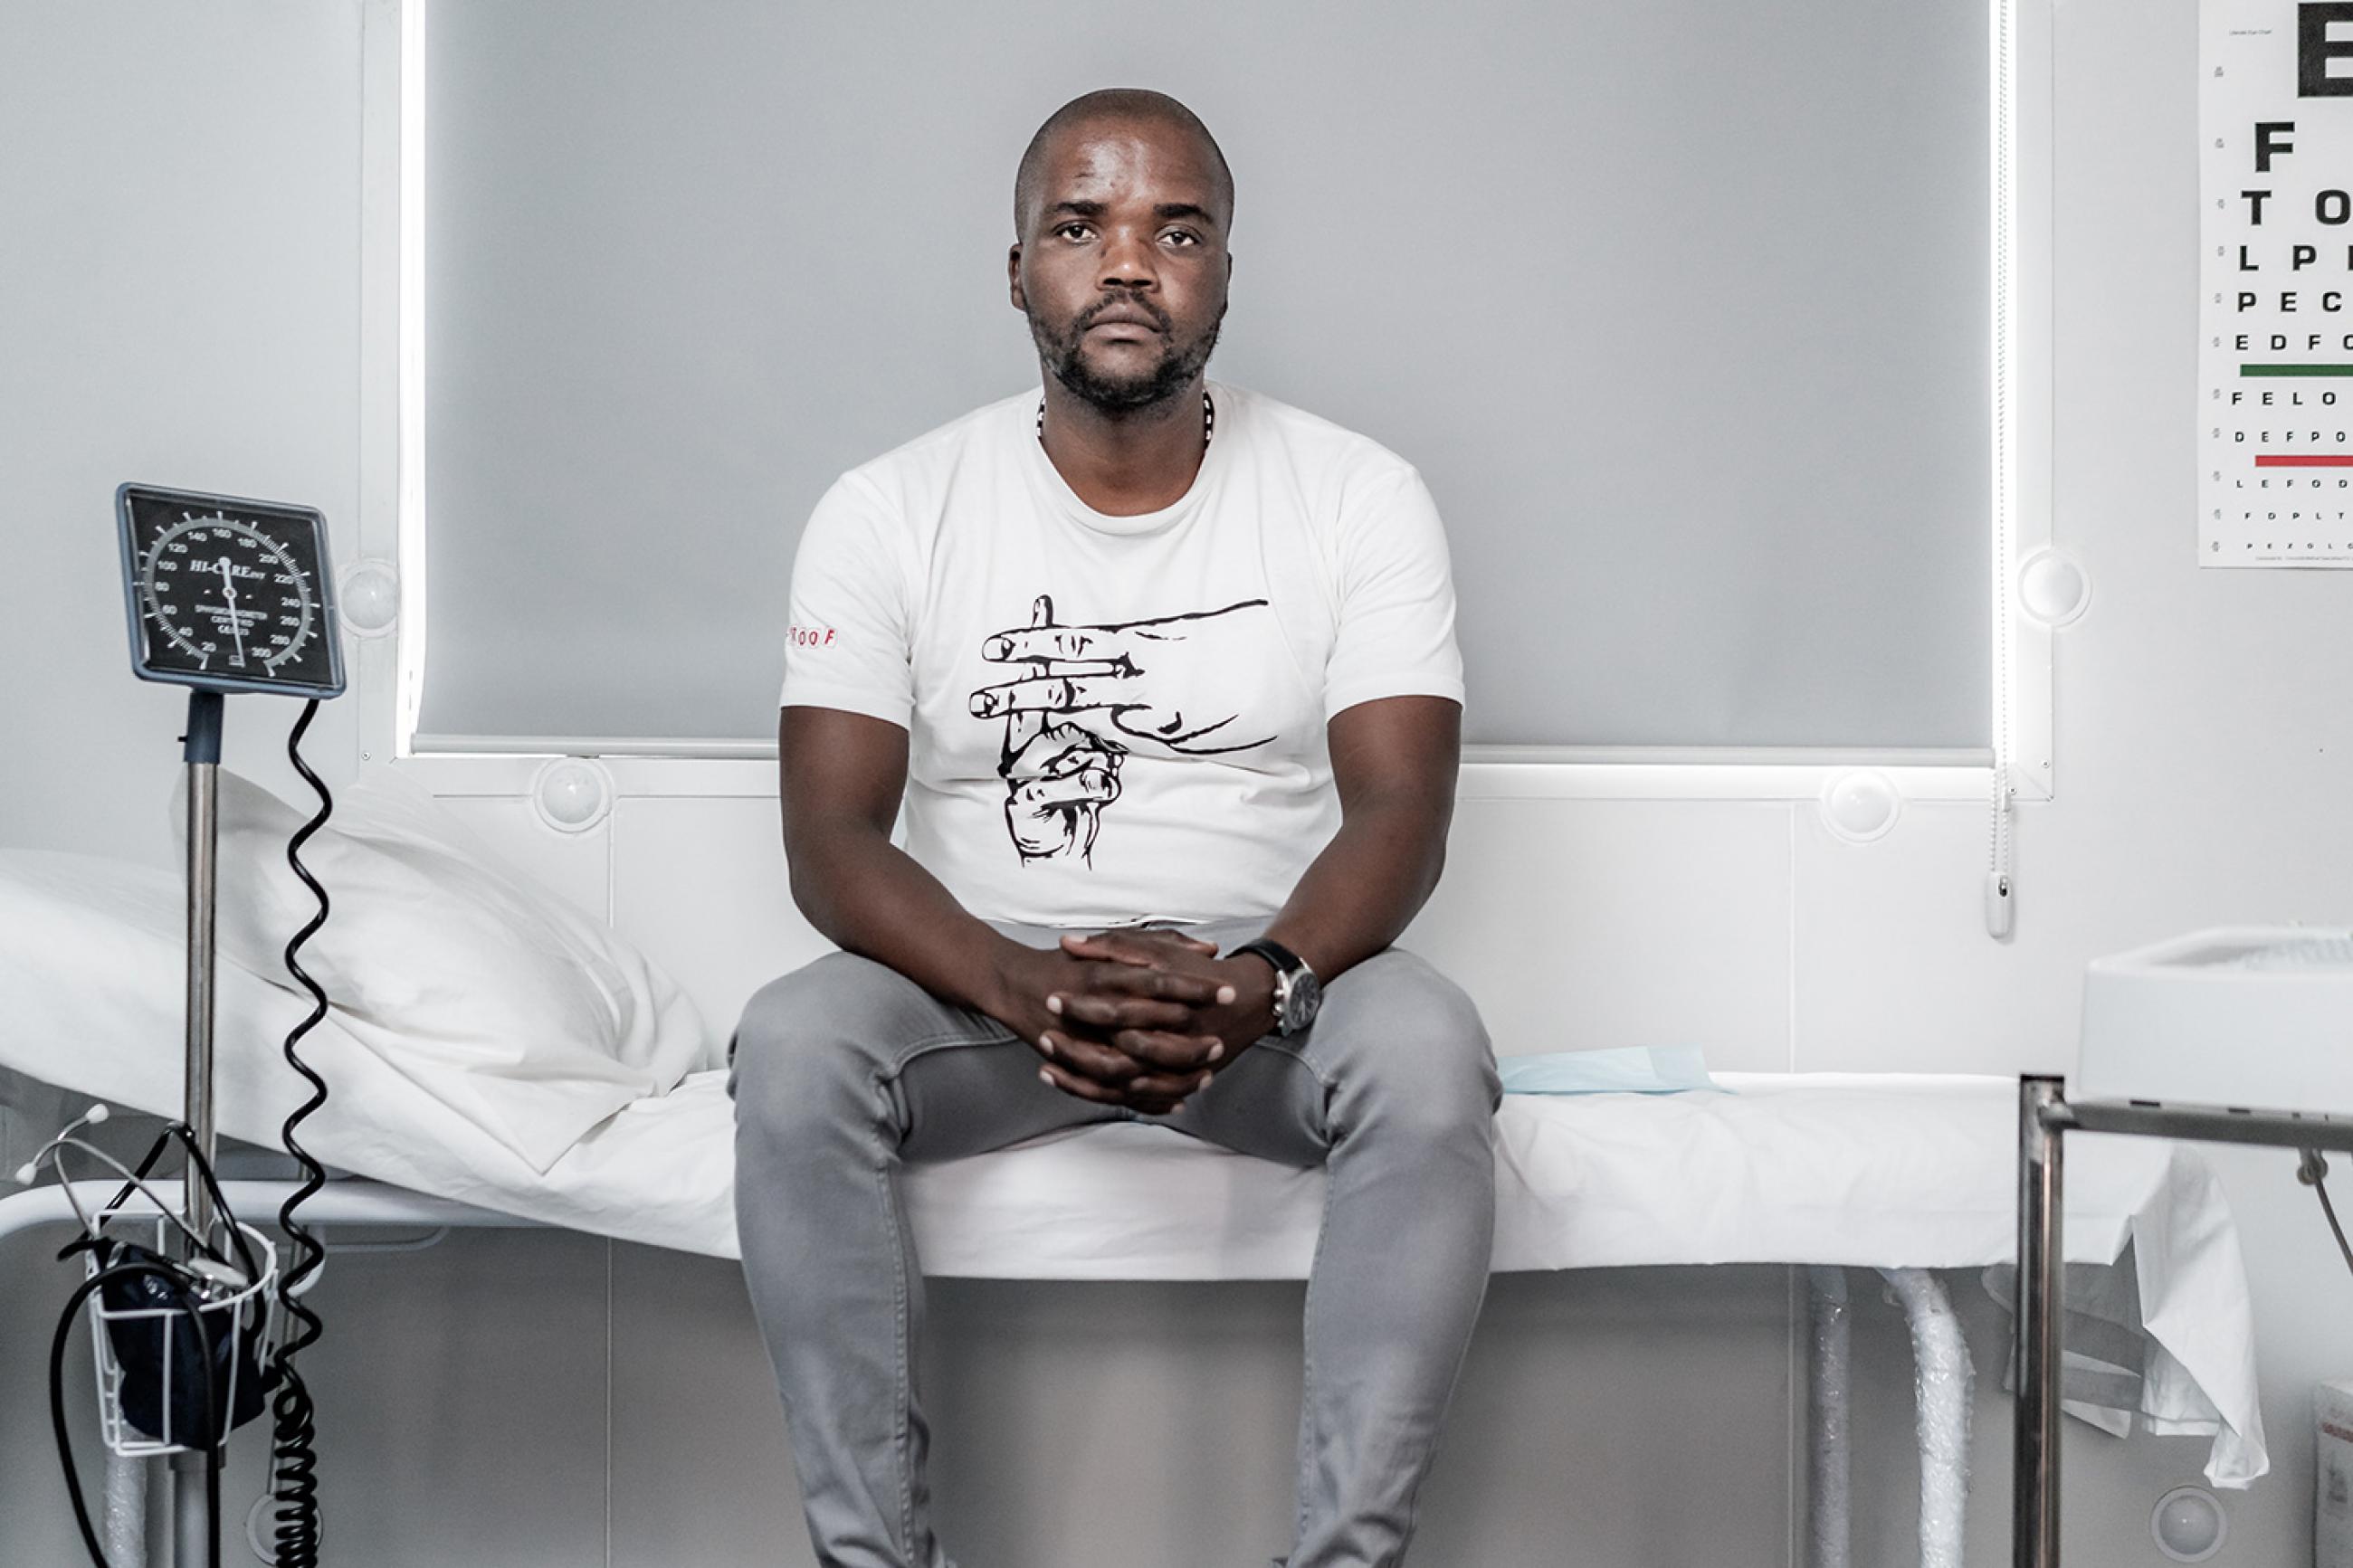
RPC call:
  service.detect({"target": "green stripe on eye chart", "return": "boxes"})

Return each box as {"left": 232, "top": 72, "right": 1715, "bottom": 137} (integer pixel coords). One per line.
{"left": 2241, "top": 364, "right": 2353, "bottom": 375}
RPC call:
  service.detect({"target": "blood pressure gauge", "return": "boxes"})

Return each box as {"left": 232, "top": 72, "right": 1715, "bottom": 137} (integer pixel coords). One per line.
{"left": 117, "top": 483, "right": 346, "bottom": 698}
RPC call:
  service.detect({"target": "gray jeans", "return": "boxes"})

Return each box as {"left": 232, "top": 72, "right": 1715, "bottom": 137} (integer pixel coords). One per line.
{"left": 727, "top": 918, "right": 1501, "bottom": 1568}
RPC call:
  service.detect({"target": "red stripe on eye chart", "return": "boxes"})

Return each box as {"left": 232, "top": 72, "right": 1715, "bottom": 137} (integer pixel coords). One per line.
{"left": 2253, "top": 455, "right": 2353, "bottom": 467}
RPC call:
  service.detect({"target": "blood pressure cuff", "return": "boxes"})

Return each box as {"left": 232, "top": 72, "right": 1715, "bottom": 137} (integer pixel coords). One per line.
{"left": 89, "top": 1237, "right": 274, "bottom": 1445}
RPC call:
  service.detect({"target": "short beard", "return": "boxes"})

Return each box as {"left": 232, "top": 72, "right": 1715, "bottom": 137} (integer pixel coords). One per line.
{"left": 1029, "top": 299, "right": 1224, "bottom": 415}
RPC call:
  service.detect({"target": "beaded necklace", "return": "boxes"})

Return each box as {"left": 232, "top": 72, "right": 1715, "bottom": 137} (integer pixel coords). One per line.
{"left": 1036, "top": 388, "right": 1215, "bottom": 451}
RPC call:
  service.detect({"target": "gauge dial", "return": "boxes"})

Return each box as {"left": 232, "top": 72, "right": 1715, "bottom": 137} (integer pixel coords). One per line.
{"left": 118, "top": 486, "right": 345, "bottom": 698}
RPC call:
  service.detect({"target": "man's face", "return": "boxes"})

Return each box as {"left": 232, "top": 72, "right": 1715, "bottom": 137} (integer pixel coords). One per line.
{"left": 1011, "top": 118, "right": 1232, "bottom": 413}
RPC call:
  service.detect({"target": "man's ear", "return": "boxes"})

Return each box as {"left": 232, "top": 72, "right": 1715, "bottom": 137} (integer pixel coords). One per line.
{"left": 1007, "top": 243, "right": 1026, "bottom": 311}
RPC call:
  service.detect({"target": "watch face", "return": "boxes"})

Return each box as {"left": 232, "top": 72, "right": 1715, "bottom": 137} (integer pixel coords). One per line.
{"left": 119, "top": 486, "right": 346, "bottom": 698}
{"left": 1284, "top": 969, "right": 1323, "bottom": 1034}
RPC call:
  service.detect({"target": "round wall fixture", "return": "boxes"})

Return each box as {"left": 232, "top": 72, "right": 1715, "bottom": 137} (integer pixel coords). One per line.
{"left": 530, "top": 757, "right": 614, "bottom": 834}
{"left": 1818, "top": 768, "right": 1901, "bottom": 845}
{"left": 249, "top": 1494, "right": 323, "bottom": 1562}
{"left": 2015, "top": 546, "right": 2091, "bottom": 629}
{"left": 2150, "top": 1485, "right": 2226, "bottom": 1563}
{"left": 337, "top": 558, "right": 401, "bottom": 638}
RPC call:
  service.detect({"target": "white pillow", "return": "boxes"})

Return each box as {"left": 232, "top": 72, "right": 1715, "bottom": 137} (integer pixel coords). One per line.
{"left": 186, "top": 765, "right": 709, "bottom": 1173}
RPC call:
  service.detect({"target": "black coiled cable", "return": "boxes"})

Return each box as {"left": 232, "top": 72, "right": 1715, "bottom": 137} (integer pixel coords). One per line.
{"left": 263, "top": 696, "right": 333, "bottom": 1566}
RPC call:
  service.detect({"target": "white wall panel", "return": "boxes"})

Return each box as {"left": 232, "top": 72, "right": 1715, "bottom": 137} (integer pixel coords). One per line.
{"left": 286, "top": 1230, "right": 613, "bottom": 1564}
{"left": 1407, "top": 1268, "right": 1793, "bottom": 1564}
{"left": 1407, "top": 799, "right": 1794, "bottom": 1070}
{"left": 606, "top": 1254, "right": 1801, "bottom": 1568}
{"left": 608, "top": 1242, "right": 811, "bottom": 1567}
{"left": 608, "top": 796, "right": 825, "bottom": 1043}
{"left": 1791, "top": 803, "right": 2080, "bottom": 1075}
{"left": 0, "top": 0, "right": 366, "bottom": 868}
{"left": 439, "top": 796, "right": 612, "bottom": 922}
{"left": 595, "top": 792, "right": 1798, "bottom": 1073}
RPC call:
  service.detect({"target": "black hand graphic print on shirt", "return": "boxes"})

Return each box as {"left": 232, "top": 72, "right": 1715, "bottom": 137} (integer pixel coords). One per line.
{"left": 970, "top": 594, "right": 1280, "bottom": 864}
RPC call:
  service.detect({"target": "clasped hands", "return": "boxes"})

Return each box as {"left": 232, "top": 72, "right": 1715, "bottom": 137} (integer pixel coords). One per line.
{"left": 996, "top": 928, "right": 1277, "bottom": 1116}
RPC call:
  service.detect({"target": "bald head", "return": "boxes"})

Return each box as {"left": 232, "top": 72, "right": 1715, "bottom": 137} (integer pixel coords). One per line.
{"left": 1014, "top": 89, "right": 1234, "bottom": 239}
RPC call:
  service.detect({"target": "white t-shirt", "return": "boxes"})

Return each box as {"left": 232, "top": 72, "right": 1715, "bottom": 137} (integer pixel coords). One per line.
{"left": 779, "top": 379, "right": 1463, "bottom": 927}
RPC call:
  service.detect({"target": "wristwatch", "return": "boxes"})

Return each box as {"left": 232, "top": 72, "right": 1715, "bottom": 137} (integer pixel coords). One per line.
{"left": 1231, "top": 938, "right": 1322, "bottom": 1037}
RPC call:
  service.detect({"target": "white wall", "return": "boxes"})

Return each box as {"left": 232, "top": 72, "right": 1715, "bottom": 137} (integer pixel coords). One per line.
{"left": 5, "top": 1, "right": 2352, "bottom": 1564}
{"left": 0, "top": 1, "right": 369, "bottom": 864}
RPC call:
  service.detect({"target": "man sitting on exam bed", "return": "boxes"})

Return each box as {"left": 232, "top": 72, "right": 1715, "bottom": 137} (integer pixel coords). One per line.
{"left": 727, "top": 89, "right": 1500, "bottom": 1568}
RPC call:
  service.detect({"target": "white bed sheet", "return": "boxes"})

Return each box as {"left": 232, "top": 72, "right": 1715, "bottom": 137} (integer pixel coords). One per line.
{"left": 1, "top": 850, "right": 2267, "bottom": 1484}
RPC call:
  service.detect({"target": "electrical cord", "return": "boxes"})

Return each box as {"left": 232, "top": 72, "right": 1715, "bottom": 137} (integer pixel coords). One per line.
{"left": 2299, "top": 1149, "right": 2353, "bottom": 1278}
{"left": 263, "top": 696, "right": 333, "bottom": 1566}
{"left": 30, "top": 1124, "right": 251, "bottom": 1280}
{"left": 75, "top": 1130, "right": 262, "bottom": 1288}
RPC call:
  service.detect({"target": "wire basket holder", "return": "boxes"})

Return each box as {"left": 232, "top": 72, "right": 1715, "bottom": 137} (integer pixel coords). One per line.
{"left": 85, "top": 1212, "right": 282, "bottom": 1458}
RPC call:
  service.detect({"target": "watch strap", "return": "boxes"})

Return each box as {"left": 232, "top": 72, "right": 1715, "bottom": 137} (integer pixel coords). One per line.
{"left": 1232, "top": 937, "right": 1308, "bottom": 980}
{"left": 1232, "top": 938, "right": 1317, "bottom": 1036}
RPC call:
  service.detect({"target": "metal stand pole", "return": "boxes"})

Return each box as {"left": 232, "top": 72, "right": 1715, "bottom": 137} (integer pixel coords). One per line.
{"left": 2014, "top": 1075, "right": 2065, "bottom": 1568}
{"left": 182, "top": 689, "right": 222, "bottom": 1244}
{"left": 1805, "top": 1267, "right": 1851, "bottom": 1568}
{"left": 173, "top": 689, "right": 224, "bottom": 1568}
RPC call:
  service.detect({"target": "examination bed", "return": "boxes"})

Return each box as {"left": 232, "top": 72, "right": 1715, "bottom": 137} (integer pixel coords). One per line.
{"left": 0, "top": 846, "right": 2270, "bottom": 1567}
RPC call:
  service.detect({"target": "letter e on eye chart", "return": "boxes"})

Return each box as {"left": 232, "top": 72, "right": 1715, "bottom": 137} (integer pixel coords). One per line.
{"left": 2203, "top": 0, "right": 2353, "bottom": 565}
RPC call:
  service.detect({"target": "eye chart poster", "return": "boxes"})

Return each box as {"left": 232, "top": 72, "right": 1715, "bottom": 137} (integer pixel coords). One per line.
{"left": 2203, "top": 0, "right": 2353, "bottom": 565}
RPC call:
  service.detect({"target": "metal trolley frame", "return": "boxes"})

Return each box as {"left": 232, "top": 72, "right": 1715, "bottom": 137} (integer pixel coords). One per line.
{"left": 2012, "top": 1075, "right": 2353, "bottom": 1567}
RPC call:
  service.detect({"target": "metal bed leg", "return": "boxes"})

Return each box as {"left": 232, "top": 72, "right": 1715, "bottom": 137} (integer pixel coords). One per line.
{"left": 1881, "top": 1268, "right": 1973, "bottom": 1568}
{"left": 1805, "top": 1267, "right": 1852, "bottom": 1568}
{"left": 2015, "top": 1075, "right": 2066, "bottom": 1568}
